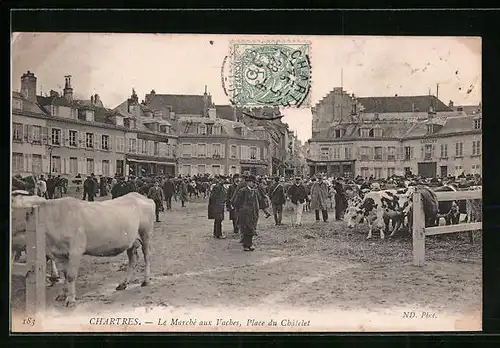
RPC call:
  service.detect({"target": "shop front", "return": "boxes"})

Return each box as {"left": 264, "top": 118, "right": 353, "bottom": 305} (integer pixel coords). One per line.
{"left": 126, "top": 155, "right": 176, "bottom": 177}
{"left": 308, "top": 160, "right": 355, "bottom": 178}
{"left": 241, "top": 160, "right": 268, "bottom": 176}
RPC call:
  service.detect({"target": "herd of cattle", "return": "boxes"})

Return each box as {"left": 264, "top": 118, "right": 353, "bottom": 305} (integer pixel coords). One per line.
{"left": 10, "top": 177, "right": 482, "bottom": 308}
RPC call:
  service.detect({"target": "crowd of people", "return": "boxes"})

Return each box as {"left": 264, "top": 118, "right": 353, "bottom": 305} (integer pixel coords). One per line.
{"left": 16, "top": 170, "right": 481, "bottom": 252}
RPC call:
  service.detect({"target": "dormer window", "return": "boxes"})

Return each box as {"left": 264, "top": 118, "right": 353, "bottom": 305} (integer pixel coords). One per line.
{"left": 124, "top": 118, "right": 130, "bottom": 129}
{"left": 373, "top": 128, "right": 383, "bottom": 137}
{"left": 241, "top": 127, "right": 247, "bottom": 137}
{"left": 427, "top": 124, "right": 434, "bottom": 134}
{"left": 213, "top": 125, "right": 222, "bottom": 135}
{"left": 334, "top": 129, "right": 341, "bottom": 138}
{"left": 51, "top": 105, "right": 60, "bottom": 117}
{"left": 473, "top": 118, "right": 482, "bottom": 130}
{"left": 85, "top": 110, "right": 94, "bottom": 122}
{"left": 13, "top": 98, "right": 22, "bottom": 110}
{"left": 160, "top": 125, "right": 167, "bottom": 134}
{"left": 154, "top": 110, "right": 163, "bottom": 119}
{"left": 368, "top": 129, "right": 374, "bottom": 137}
{"left": 198, "top": 124, "right": 207, "bottom": 135}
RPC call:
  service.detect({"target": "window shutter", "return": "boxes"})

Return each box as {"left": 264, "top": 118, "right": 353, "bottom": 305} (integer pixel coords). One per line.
{"left": 192, "top": 144, "right": 197, "bottom": 157}
{"left": 79, "top": 131, "right": 85, "bottom": 148}
{"left": 420, "top": 146, "right": 424, "bottom": 159}
{"left": 42, "top": 157, "right": 50, "bottom": 174}
{"left": 95, "top": 159, "right": 102, "bottom": 175}
{"left": 207, "top": 144, "right": 212, "bottom": 157}
{"left": 431, "top": 144, "right": 435, "bottom": 158}
{"left": 108, "top": 135, "right": 113, "bottom": 151}
{"left": 382, "top": 147, "right": 387, "bottom": 161}
{"left": 257, "top": 147, "right": 261, "bottom": 160}
{"left": 23, "top": 125, "right": 29, "bottom": 142}
{"left": 23, "top": 154, "right": 29, "bottom": 173}
{"left": 95, "top": 133, "right": 101, "bottom": 150}
{"left": 109, "top": 161, "right": 114, "bottom": 177}
{"left": 42, "top": 127, "right": 49, "bottom": 144}
{"left": 79, "top": 158, "right": 86, "bottom": 175}
{"left": 221, "top": 143, "right": 225, "bottom": 158}
{"left": 221, "top": 165, "right": 225, "bottom": 175}
{"left": 159, "top": 142, "right": 166, "bottom": 156}
{"left": 147, "top": 141, "right": 153, "bottom": 156}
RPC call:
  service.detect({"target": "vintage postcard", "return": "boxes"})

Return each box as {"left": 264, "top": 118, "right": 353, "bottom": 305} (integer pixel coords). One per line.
{"left": 10, "top": 33, "right": 482, "bottom": 333}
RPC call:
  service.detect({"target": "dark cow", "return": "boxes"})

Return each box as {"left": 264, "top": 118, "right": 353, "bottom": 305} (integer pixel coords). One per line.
{"left": 433, "top": 185, "right": 466, "bottom": 225}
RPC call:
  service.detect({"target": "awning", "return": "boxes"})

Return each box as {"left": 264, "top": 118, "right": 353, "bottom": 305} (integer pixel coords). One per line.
{"left": 127, "top": 158, "right": 176, "bottom": 165}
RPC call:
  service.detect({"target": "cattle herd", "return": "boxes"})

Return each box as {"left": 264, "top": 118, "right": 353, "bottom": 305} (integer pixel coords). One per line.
{"left": 11, "top": 172, "right": 482, "bottom": 308}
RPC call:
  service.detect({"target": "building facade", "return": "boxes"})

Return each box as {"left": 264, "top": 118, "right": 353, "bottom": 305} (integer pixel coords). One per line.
{"left": 307, "top": 89, "right": 482, "bottom": 179}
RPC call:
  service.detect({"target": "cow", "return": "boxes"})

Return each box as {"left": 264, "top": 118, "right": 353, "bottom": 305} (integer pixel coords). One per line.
{"left": 464, "top": 185, "right": 482, "bottom": 223}
{"left": 14, "top": 192, "right": 155, "bottom": 307}
{"left": 12, "top": 193, "right": 61, "bottom": 284}
{"left": 433, "top": 185, "right": 467, "bottom": 225}
{"left": 344, "top": 189, "right": 410, "bottom": 240}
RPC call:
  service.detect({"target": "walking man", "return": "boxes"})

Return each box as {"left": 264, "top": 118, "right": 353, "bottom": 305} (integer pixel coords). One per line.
{"left": 226, "top": 174, "right": 242, "bottom": 234}
{"left": 208, "top": 176, "right": 226, "bottom": 239}
{"left": 83, "top": 174, "right": 98, "bottom": 202}
{"left": 163, "top": 176, "right": 175, "bottom": 210}
{"left": 232, "top": 175, "right": 267, "bottom": 251}
{"left": 310, "top": 176, "right": 329, "bottom": 222}
{"left": 268, "top": 176, "right": 286, "bottom": 225}
{"left": 148, "top": 180, "right": 165, "bottom": 222}
{"left": 287, "top": 176, "right": 308, "bottom": 227}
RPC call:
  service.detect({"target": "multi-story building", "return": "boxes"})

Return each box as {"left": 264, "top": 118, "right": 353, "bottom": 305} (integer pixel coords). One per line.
{"left": 12, "top": 72, "right": 129, "bottom": 179}
{"left": 307, "top": 89, "right": 482, "bottom": 178}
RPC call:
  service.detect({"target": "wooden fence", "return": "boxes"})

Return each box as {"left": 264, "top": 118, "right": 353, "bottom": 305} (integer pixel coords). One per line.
{"left": 412, "top": 189, "right": 482, "bottom": 266}
{"left": 11, "top": 206, "right": 46, "bottom": 327}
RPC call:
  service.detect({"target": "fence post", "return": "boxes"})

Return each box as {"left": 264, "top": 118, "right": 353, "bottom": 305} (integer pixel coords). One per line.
{"left": 25, "top": 205, "right": 46, "bottom": 329}
{"left": 412, "top": 192, "right": 425, "bottom": 266}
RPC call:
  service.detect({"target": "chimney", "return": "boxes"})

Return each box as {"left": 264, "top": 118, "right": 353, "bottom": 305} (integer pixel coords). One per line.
{"left": 91, "top": 95, "right": 94, "bottom": 104}
{"left": 63, "top": 75, "right": 73, "bottom": 101}
{"left": 94, "top": 94, "right": 100, "bottom": 105}
{"left": 21, "top": 71, "right": 37, "bottom": 102}
{"left": 49, "top": 90, "right": 59, "bottom": 98}
{"left": 207, "top": 108, "right": 216, "bottom": 119}
{"left": 448, "top": 100, "right": 454, "bottom": 109}
{"left": 203, "top": 85, "right": 208, "bottom": 116}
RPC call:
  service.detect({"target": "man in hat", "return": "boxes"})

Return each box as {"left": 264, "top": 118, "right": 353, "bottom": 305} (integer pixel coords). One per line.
{"left": 162, "top": 175, "right": 175, "bottom": 210}
{"left": 268, "top": 176, "right": 286, "bottom": 225}
{"left": 148, "top": 180, "right": 165, "bottom": 222}
{"left": 232, "top": 174, "right": 267, "bottom": 251}
{"left": 287, "top": 176, "right": 308, "bottom": 227}
{"left": 83, "top": 173, "right": 98, "bottom": 202}
{"left": 208, "top": 176, "right": 227, "bottom": 239}
{"left": 310, "top": 175, "right": 329, "bottom": 223}
{"left": 226, "top": 174, "right": 243, "bottom": 234}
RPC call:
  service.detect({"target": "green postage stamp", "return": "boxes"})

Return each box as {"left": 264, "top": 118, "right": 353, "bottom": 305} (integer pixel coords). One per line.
{"left": 225, "top": 41, "right": 312, "bottom": 108}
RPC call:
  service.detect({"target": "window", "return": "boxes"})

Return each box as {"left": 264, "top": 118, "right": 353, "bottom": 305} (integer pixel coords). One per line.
{"left": 32, "top": 126, "right": 42, "bottom": 143}
{"left": 86, "top": 133, "right": 94, "bottom": 148}
{"left": 360, "top": 167, "right": 370, "bottom": 179}
{"left": 128, "top": 138, "right": 137, "bottom": 153}
{"left": 213, "top": 143, "right": 222, "bottom": 157}
{"left": 374, "top": 147, "right": 382, "bottom": 160}
{"left": 197, "top": 165, "right": 206, "bottom": 175}
{"left": 212, "top": 165, "right": 221, "bottom": 176}
{"left": 230, "top": 145, "right": 237, "bottom": 159}
{"left": 165, "top": 144, "right": 171, "bottom": 157}
{"left": 116, "top": 160, "right": 124, "bottom": 176}
{"left": 387, "top": 168, "right": 396, "bottom": 177}
{"left": 373, "top": 128, "right": 383, "bottom": 137}
{"left": 455, "top": 142, "right": 463, "bottom": 157}
{"left": 154, "top": 110, "right": 163, "bottom": 119}
{"left": 160, "top": 125, "right": 167, "bottom": 134}
{"left": 335, "top": 129, "right": 341, "bottom": 138}
{"left": 440, "top": 144, "right": 448, "bottom": 158}
{"left": 101, "top": 135, "right": 109, "bottom": 150}
{"left": 51, "top": 156, "right": 61, "bottom": 173}
{"left": 13, "top": 99, "right": 22, "bottom": 110}
{"left": 154, "top": 142, "right": 159, "bottom": 156}
{"left": 344, "top": 147, "right": 351, "bottom": 160}
{"left": 32, "top": 154, "right": 42, "bottom": 174}
{"left": 404, "top": 146, "right": 412, "bottom": 161}
{"left": 332, "top": 147, "right": 340, "bottom": 159}
{"left": 183, "top": 144, "right": 192, "bottom": 157}
{"left": 359, "top": 128, "right": 370, "bottom": 137}
{"left": 197, "top": 144, "right": 207, "bottom": 157}
{"left": 455, "top": 165, "right": 463, "bottom": 176}
{"left": 427, "top": 124, "right": 434, "bottom": 134}
{"left": 102, "top": 160, "right": 110, "bottom": 176}
{"left": 69, "top": 157, "right": 78, "bottom": 174}
{"left": 12, "top": 153, "right": 23, "bottom": 172}
{"left": 182, "top": 164, "right": 192, "bottom": 176}
{"left": 360, "top": 146, "right": 370, "bottom": 161}
{"left": 374, "top": 168, "right": 383, "bottom": 179}
{"left": 472, "top": 140, "right": 481, "bottom": 156}
{"left": 213, "top": 125, "right": 222, "bottom": 135}
{"left": 320, "top": 147, "right": 330, "bottom": 161}
{"left": 13, "top": 123, "right": 23, "bottom": 141}
{"left": 51, "top": 105, "right": 60, "bottom": 116}
{"left": 230, "top": 165, "right": 237, "bottom": 175}
{"left": 71, "top": 108, "right": 78, "bottom": 119}
{"left": 250, "top": 147, "right": 257, "bottom": 159}
{"left": 387, "top": 147, "right": 396, "bottom": 161}
{"left": 69, "top": 130, "right": 77, "bottom": 147}
{"left": 471, "top": 164, "right": 481, "bottom": 174}
{"left": 198, "top": 124, "right": 207, "bottom": 135}
{"left": 424, "top": 145, "right": 433, "bottom": 160}
{"left": 473, "top": 119, "right": 481, "bottom": 130}
{"left": 241, "top": 128, "right": 247, "bottom": 137}
{"left": 86, "top": 158, "right": 95, "bottom": 174}
{"left": 51, "top": 128, "right": 61, "bottom": 145}
{"left": 116, "top": 137, "right": 125, "bottom": 153}
{"left": 141, "top": 140, "right": 148, "bottom": 154}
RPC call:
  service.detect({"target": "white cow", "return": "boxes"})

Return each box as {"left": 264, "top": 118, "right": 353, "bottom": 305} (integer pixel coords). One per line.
{"left": 15, "top": 192, "right": 155, "bottom": 307}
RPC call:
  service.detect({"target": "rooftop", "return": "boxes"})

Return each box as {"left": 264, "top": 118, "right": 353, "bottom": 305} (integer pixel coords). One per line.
{"left": 357, "top": 95, "right": 451, "bottom": 113}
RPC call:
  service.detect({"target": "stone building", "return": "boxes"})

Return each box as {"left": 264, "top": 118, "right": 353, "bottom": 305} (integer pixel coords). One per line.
{"left": 307, "top": 89, "right": 482, "bottom": 178}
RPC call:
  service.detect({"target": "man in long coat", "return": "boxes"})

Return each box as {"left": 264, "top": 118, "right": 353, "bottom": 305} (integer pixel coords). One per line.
{"left": 163, "top": 176, "right": 175, "bottom": 210}
{"left": 179, "top": 179, "right": 189, "bottom": 207}
{"left": 148, "top": 180, "right": 165, "bottom": 222}
{"left": 208, "top": 177, "right": 226, "bottom": 239}
{"left": 83, "top": 174, "right": 98, "bottom": 202}
{"left": 268, "top": 176, "right": 286, "bottom": 225}
{"left": 226, "top": 174, "right": 242, "bottom": 234}
{"left": 310, "top": 176, "right": 329, "bottom": 222}
{"left": 334, "top": 180, "right": 348, "bottom": 220}
{"left": 232, "top": 175, "right": 267, "bottom": 251}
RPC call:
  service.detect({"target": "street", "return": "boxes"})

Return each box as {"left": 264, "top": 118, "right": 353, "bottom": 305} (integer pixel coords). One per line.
{"left": 12, "top": 196, "right": 482, "bottom": 331}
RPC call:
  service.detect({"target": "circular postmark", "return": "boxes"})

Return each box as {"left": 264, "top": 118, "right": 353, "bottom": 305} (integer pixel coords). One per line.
{"left": 227, "top": 42, "right": 311, "bottom": 108}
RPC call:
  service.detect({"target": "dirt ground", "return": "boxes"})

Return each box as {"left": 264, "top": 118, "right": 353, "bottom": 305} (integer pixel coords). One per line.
{"left": 11, "top": 195, "right": 482, "bottom": 330}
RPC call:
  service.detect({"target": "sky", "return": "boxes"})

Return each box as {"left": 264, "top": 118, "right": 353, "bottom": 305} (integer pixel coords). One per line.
{"left": 11, "top": 33, "right": 481, "bottom": 142}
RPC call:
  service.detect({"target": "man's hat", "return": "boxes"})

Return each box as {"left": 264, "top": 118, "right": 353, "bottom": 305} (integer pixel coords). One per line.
{"left": 294, "top": 176, "right": 301, "bottom": 180}
{"left": 246, "top": 174, "right": 257, "bottom": 182}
